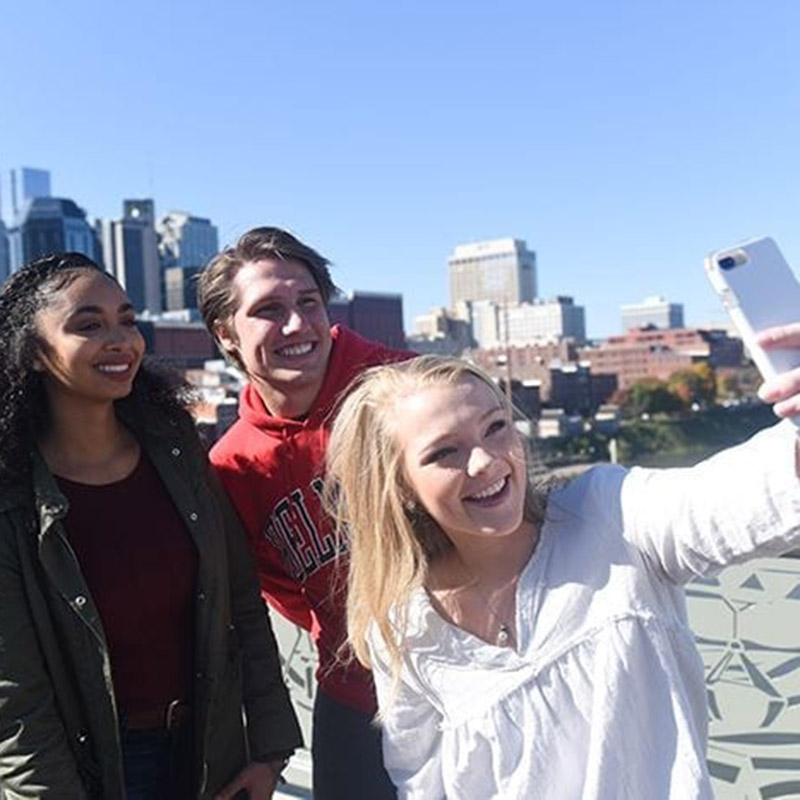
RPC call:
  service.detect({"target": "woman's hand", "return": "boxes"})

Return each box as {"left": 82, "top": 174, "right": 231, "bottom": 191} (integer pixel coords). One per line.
{"left": 756, "top": 324, "right": 800, "bottom": 418}
{"left": 215, "top": 759, "right": 285, "bottom": 800}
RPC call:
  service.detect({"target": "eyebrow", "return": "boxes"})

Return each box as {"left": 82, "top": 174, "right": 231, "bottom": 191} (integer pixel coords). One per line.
{"left": 71, "top": 303, "right": 136, "bottom": 316}
{"left": 418, "top": 405, "right": 504, "bottom": 452}
{"left": 260, "top": 287, "right": 321, "bottom": 300}
{"left": 244, "top": 287, "right": 323, "bottom": 318}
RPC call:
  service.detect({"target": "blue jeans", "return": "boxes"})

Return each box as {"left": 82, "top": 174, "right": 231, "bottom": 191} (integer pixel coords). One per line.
{"left": 120, "top": 725, "right": 192, "bottom": 800}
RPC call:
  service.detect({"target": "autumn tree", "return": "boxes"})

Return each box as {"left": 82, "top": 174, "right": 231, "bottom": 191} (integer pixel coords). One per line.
{"left": 667, "top": 363, "right": 716, "bottom": 408}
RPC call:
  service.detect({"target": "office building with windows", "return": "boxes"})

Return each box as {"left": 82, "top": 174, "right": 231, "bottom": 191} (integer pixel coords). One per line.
{"left": 621, "top": 295, "right": 684, "bottom": 331}
{"left": 579, "top": 327, "right": 742, "bottom": 391}
{"left": 157, "top": 211, "right": 219, "bottom": 269}
{"left": 409, "top": 306, "right": 475, "bottom": 354}
{"left": 8, "top": 197, "right": 98, "bottom": 273}
{"left": 9, "top": 167, "right": 51, "bottom": 219}
{"left": 467, "top": 296, "right": 586, "bottom": 348}
{"left": 448, "top": 237, "right": 537, "bottom": 306}
{"left": 164, "top": 265, "right": 202, "bottom": 311}
{"left": 501, "top": 296, "right": 586, "bottom": 346}
{"left": 98, "top": 199, "right": 162, "bottom": 314}
{"left": 328, "top": 291, "right": 405, "bottom": 349}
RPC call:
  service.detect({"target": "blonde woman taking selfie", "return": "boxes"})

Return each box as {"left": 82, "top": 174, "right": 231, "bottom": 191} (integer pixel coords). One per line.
{"left": 325, "top": 354, "right": 800, "bottom": 800}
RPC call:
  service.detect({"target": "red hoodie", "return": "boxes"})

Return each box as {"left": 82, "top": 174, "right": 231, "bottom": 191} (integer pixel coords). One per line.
{"left": 210, "top": 326, "right": 411, "bottom": 713}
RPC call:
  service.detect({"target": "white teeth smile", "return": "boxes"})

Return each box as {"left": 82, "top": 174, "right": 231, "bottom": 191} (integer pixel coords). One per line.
{"left": 278, "top": 343, "right": 314, "bottom": 357}
{"left": 97, "top": 364, "right": 130, "bottom": 373}
{"left": 467, "top": 477, "right": 507, "bottom": 501}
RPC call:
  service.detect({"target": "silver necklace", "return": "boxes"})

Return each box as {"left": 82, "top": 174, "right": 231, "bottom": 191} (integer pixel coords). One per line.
{"left": 437, "top": 568, "right": 519, "bottom": 647}
{"left": 497, "top": 622, "right": 512, "bottom": 646}
{"left": 480, "top": 577, "right": 517, "bottom": 646}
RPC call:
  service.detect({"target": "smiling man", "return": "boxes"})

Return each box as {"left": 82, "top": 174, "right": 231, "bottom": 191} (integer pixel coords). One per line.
{"left": 198, "top": 227, "right": 409, "bottom": 800}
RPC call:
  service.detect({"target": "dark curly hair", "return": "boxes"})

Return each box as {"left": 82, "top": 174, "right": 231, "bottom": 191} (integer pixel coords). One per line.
{"left": 0, "top": 252, "right": 194, "bottom": 486}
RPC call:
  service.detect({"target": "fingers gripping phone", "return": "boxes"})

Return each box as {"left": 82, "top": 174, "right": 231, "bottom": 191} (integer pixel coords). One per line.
{"left": 705, "top": 236, "right": 800, "bottom": 424}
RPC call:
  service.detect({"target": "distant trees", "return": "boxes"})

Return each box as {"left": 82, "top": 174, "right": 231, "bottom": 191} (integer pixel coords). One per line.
{"left": 617, "top": 364, "right": 718, "bottom": 418}
{"left": 618, "top": 378, "right": 684, "bottom": 417}
{"left": 667, "top": 363, "right": 716, "bottom": 408}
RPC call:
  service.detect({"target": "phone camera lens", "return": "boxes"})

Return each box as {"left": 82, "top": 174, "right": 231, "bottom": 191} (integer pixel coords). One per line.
{"left": 718, "top": 256, "right": 737, "bottom": 271}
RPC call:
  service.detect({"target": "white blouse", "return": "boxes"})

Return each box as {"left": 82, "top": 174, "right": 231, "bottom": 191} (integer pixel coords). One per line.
{"left": 368, "top": 421, "right": 800, "bottom": 799}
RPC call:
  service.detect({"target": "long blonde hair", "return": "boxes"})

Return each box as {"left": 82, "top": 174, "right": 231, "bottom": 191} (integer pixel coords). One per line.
{"left": 325, "top": 355, "right": 544, "bottom": 688}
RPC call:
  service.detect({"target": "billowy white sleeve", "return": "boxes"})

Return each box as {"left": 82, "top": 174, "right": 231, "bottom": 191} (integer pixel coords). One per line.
{"left": 367, "top": 628, "right": 446, "bottom": 800}
{"left": 621, "top": 419, "right": 800, "bottom": 583}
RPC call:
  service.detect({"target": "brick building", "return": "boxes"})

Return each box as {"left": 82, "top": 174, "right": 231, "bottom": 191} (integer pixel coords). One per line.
{"left": 579, "top": 328, "right": 743, "bottom": 391}
{"left": 470, "top": 341, "right": 616, "bottom": 415}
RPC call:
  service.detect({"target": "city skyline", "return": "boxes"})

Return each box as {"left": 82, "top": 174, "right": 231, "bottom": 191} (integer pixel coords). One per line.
{"left": 0, "top": 166, "right": 764, "bottom": 343}
{"left": 3, "top": 1, "right": 800, "bottom": 337}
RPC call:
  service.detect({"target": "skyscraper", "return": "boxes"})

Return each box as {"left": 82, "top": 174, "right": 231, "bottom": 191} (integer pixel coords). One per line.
{"left": 9, "top": 168, "right": 51, "bottom": 219}
{"left": 448, "top": 237, "right": 537, "bottom": 306}
{"left": 157, "top": 211, "right": 219, "bottom": 269}
{"left": 98, "top": 200, "right": 162, "bottom": 314}
{"left": 8, "top": 197, "right": 98, "bottom": 273}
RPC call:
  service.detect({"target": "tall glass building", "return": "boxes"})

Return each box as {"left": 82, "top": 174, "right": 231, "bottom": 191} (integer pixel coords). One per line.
{"left": 8, "top": 197, "right": 98, "bottom": 273}
{"left": 97, "top": 200, "right": 162, "bottom": 314}
{"left": 9, "top": 167, "right": 51, "bottom": 218}
{"left": 157, "top": 211, "right": 219, "bottom": 269}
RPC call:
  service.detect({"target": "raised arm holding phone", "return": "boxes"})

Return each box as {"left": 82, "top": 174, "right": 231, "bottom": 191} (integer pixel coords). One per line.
{"left": 323, "top": 239, "right": 800, "bottom": 799}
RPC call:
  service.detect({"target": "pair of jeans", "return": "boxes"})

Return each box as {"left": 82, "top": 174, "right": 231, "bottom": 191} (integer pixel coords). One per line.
{"left": 120, "top": 724, "right": 192, "bottom": 800}
{"left": 312, "top": 689, "right": 396, "bottom": 800}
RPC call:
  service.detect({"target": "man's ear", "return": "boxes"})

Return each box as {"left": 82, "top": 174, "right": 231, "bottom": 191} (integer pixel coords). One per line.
{"left": 214, "top": 322, "right": 237, "bottom": 356}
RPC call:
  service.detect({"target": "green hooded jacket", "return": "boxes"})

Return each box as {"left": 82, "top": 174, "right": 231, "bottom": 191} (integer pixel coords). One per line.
{"left": 0, "top": 411, "right": 302, "bottom": 799}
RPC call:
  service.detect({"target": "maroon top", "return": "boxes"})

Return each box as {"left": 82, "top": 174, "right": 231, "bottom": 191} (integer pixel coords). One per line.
{"left": 57, "top": 453, "right": 198, "bottom": 715}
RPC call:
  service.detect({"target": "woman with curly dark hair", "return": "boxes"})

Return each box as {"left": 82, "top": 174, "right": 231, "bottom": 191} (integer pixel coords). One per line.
{"left": 0, "top": 253, "right": 302, "bottom": 800}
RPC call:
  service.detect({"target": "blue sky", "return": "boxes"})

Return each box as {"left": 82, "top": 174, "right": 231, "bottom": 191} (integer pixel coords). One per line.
{"left": 2, "top": 0, "right": 799, "bottom": 337}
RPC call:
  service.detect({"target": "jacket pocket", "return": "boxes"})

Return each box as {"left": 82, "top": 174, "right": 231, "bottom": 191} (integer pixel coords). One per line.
{"left": 73, "top": 730, "right": 103, "bottom": 799}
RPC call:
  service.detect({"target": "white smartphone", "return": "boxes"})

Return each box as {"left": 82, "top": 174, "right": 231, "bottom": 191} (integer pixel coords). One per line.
{"left": 705, "top": 236, "right": 800, "bottom": 386}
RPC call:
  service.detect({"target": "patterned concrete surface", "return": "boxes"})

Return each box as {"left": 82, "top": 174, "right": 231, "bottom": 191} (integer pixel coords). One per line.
{"left": 271, "top": 617, "right": 317, "bottom": 795}
{"left": 687, "top": 556, "right": 800, "bottom": 799}
{"left": 270, "top": 555, "right": 800, "bottom": 799}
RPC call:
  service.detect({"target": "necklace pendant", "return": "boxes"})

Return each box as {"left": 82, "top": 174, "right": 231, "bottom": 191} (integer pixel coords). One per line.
{"left": 497, "top": 624, "right": 510, "bottom": 645}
